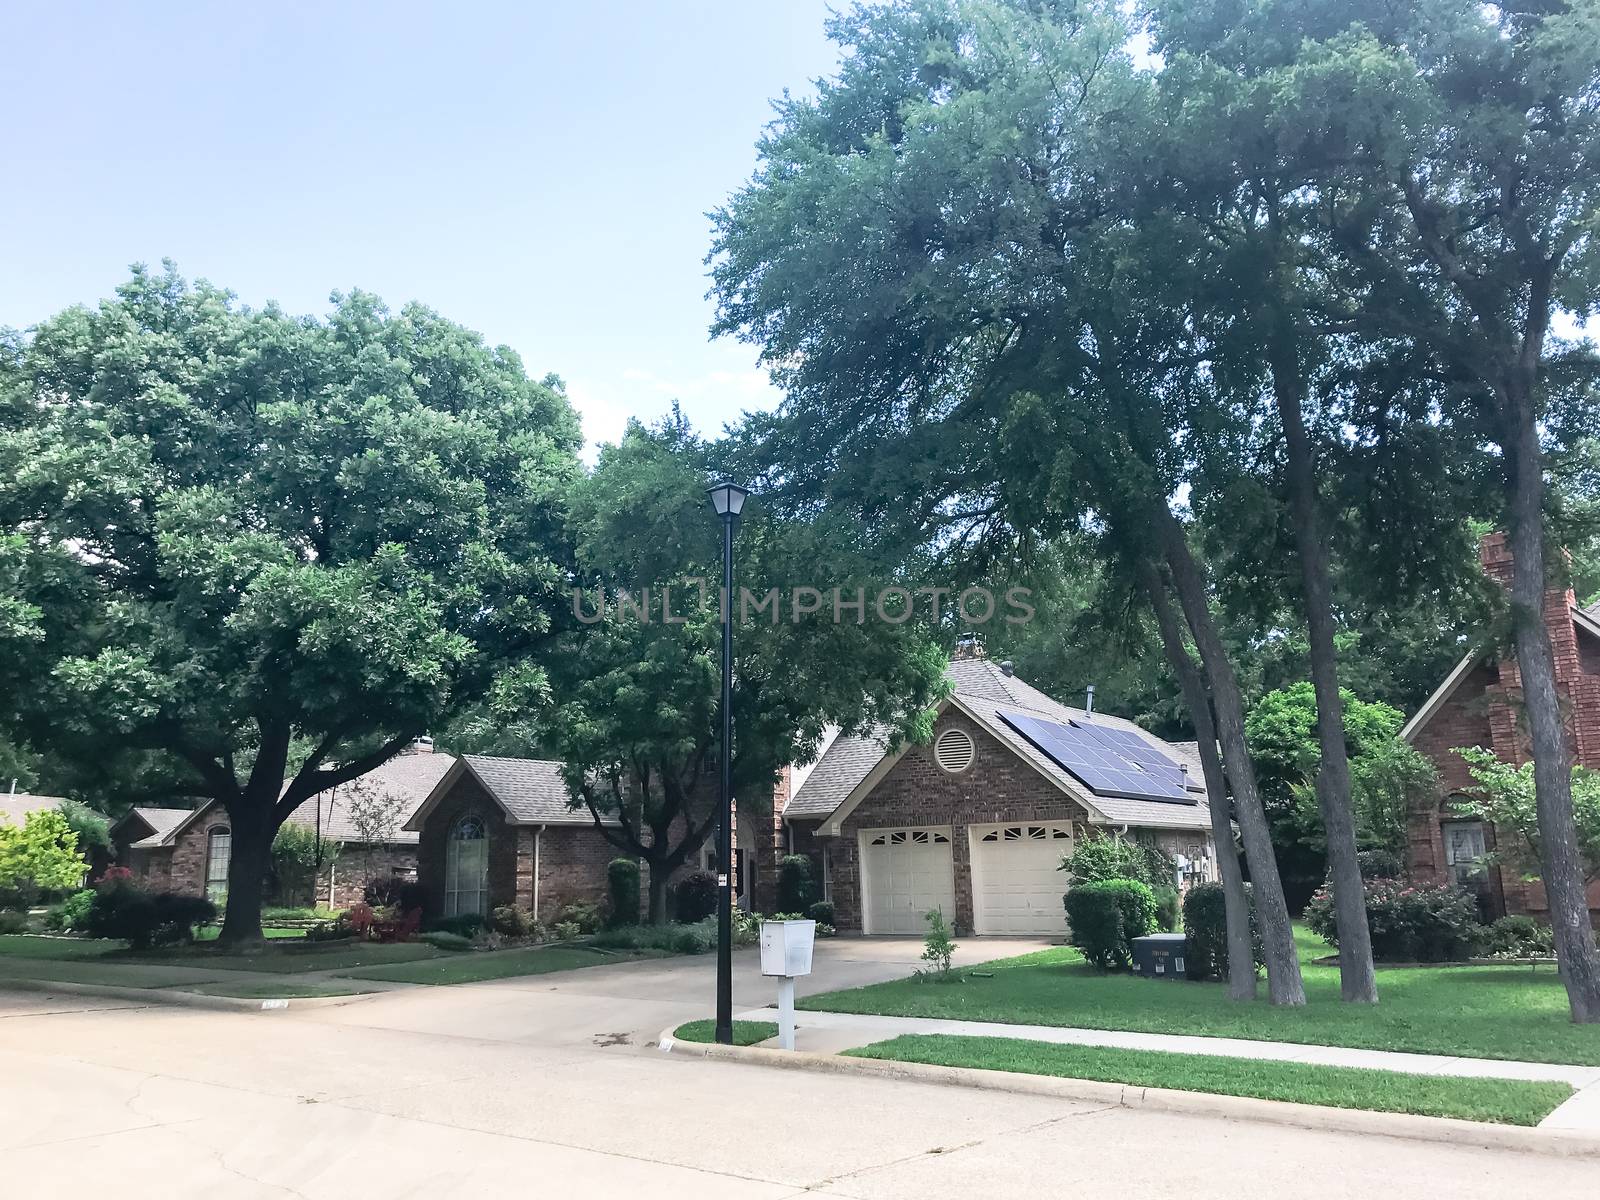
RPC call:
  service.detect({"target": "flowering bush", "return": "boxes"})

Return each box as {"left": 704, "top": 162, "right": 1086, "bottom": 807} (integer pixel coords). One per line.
{"left": 1304, "top": 878, "right": 1479, "bottom": 962}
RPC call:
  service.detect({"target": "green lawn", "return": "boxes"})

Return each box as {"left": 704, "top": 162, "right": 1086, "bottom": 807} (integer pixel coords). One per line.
{"left": 674, "top": 1019, "right": 780, "bottom": 1046}
{"left": 0, "top": 933, "right": 444, "bottom": 981}
{"left": 845, "top": 1034, "right": 1573, "bottom": 1126}
{"left": 338, "top": 944, "right": 660, "bottom": 984}
{"left": 194, "top": 926, "right": 308, "bottom": 942}
{"left": 123, "top": 941, "right": 443, "bottom": 974}
{"left": 0, "top": 935, "right": 120, "bottom": 960}
{"left": 802, "top": 927, "right": 1600, "bottom": 1066}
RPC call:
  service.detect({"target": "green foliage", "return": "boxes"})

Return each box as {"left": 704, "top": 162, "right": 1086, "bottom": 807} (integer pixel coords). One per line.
{"left": 490, "top": 905, "right": 535, "bottom": 938}
{"left": 58, "top": 800, "right": 111, "bottom": 860}
{"left": 0, "top": 911, "right": 27, "bottom": 934}
{"left": 1151, "top": 887, "right": 1180, "bottom": 934}
{"left": 0, "top": 809, "right": 84, "bottom": 901}
{"left": 0, "top": 264, "right": 582, "bottom": 938}
{"left": 419, "top": 931, "right": 473, "bottom": 952}
{"left": 606, "top": 859, "right": 641, "bottom": 927}
{"left": 1304, "top": 880, "right": 1479, "bottom": 963}
{"left": 777, "top": 855, "right": 819, "bottom": 914}
{"left": 807, "top": 900, "right": 835, "bottom": 927}
{"left": 1061, "top": 833, "right": 1171, "bottom": 892}
{"left": 554, "top": 901, "right": 603, "bottom": 935}
{"left": 673, "top": 870, "right": 718, "bottom": 923}
{"left": 543, "top": 415, "right": 946, "bottom": 914}
{"left": 269, "top": 823, "right": 338, "bottom": 905}
{"left": 1064, "top": 880, "right": 1157, "bottom": 971}
{"left": 593, "top": 919, "right": 718, "bottom": 955}
{"left": 1181, "top": 882, "right": 1263, "bottom": 981}
{"left": 1478, "top": 917, "right": 1556, "bottom": 961}
{"left": 1456, "top": 748, "right": 1600, "bottom": 885}
{"left": 85, "top": 881, "right": 216, "bottom": 949}
{"left": 1246, "top": 684, "right": 1437, "bottom": 908}
{"left": 1357, "top": 850, "right": 1403, "bottom": 881}
{"left": 54, "top": 888, "right": 96, "bottom": 932}
{"left": 920, "top": 907, "right": 957, "bottom": 979}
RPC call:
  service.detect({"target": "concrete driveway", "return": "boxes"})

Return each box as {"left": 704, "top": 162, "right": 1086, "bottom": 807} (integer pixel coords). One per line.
{"left": 2, "top": 936, "right": 1593, "bottom": 1199}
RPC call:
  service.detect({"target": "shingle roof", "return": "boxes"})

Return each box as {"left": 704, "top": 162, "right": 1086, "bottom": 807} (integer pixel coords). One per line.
{"left": 282, "top": 752, "right": 456, "bottom": 845}
{"left": 0, "top": 794, "right": 65, "bottom": 825}
{"left": 788, "top": 658, "right": 1213, "bottom": 832}
{"left": 459, "top": 755, "right": 593, "bottom": 824}
{"left": 786, "top": 726, "right": 892, "bottom": 819}
{"left": 121, "top": 806, "right": 197, "bottom": 849}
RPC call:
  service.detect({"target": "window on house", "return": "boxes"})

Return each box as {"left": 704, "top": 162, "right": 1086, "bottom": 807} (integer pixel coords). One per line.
{"left": 445, "top": 815, "right": 489, "bottom": 917}
{"left": 1443, "top": 820, "right": 1488, "bottom": 888}
{"left": 204, "top": 826, "right": 231, "bottom": 901}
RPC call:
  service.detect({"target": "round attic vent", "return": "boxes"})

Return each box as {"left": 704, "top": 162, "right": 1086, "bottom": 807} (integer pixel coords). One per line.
{"left": 934, "top": 727, "right": 975, "bottom": 774}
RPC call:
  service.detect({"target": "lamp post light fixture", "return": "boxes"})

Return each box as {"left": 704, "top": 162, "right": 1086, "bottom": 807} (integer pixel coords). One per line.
{"left": 706, "top": 480, "right": 748, "bottom": 1045}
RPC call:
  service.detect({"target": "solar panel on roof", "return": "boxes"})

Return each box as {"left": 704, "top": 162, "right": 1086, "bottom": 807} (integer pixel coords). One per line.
{"left": 997, "top": 711, "right": 1198, "bottom": 805}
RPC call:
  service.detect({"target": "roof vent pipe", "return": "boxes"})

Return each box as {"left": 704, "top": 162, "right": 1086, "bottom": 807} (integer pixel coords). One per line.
{"left": 1084, "top": 684, "right": 1096, "bottom": 717}
{"left": 999, "top": 659, "right": 1014, "bottom": 677}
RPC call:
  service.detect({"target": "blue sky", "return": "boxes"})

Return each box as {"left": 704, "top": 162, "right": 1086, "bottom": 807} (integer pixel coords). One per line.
{"left": 2, "top": 1, "right": 842, "bottom": 455}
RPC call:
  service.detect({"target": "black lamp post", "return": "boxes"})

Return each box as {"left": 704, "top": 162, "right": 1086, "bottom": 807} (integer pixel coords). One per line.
{"left": 706, "top": 479, "right": 748, "bottom": 1045}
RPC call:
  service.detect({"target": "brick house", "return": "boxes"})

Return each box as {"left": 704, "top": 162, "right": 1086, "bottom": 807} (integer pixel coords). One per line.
{"left": 404, "top": 754, "right": 623, "bottom": 923}
{"left": 1400, "top": 534, "right": 1600, "bottom": 919}
{"left": 781, "top": 649, "right": 1217, "bottom": 935}
{"left": 110, "top": 746, "right": 454, "bottom": 906}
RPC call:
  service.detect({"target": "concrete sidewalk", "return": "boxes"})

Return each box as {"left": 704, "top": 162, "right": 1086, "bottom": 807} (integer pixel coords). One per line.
{"left": 739, "top": 1006, "right": 1600, "bottom": 1130}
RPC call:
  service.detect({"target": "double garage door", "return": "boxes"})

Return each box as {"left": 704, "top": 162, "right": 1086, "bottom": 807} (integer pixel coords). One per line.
{"left": 859, "top": 822, "right": 1073, "bottom": 935}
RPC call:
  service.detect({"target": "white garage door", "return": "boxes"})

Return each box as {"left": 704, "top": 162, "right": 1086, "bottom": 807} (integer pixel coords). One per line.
{"left": 971, "top": 823, "right": 1074, "bottom": 934}
{"left": 861, "top": 828, "right": 956, "bottom": 935}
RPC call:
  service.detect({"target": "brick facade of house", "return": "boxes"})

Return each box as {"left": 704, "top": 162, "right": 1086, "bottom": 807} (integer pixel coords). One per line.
{"left": 791, "top": 709, "right": 1211, "bottom": 934}
{"left": 415, "top": 772, "right": 616, "bottom": 924}
{"left": 1406, "top": 534, "right": 1600, "bottom": 918}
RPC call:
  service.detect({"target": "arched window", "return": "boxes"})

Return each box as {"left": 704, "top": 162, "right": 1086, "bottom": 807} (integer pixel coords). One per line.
{"left": 445, "top": 815, "right": 489, "bottom": 917}
{"left": 204, "top": 825, "right": 232, "bottom": 900}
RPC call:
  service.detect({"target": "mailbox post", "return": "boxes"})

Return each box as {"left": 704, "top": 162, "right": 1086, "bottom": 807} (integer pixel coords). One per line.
{"left": 759, "top": 919, "right": 816, "bottom": 1050}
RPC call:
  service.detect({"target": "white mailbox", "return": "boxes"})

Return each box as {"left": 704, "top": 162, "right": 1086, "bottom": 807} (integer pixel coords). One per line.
{"left": 760, "top": 919, "right": 816, "bottom": 978}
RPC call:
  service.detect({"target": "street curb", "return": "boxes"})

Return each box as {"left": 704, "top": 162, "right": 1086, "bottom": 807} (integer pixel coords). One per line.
{"left": 0, "top": 976, "right": 381, "bottom": 1013}
{"left": 657, "top": 1027, "right": 1600, "bottom": 1159}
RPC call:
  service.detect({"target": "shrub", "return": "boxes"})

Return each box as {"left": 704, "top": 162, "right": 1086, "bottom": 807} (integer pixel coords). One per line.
{"left": 674, "top": 870, "right": 718, "bottom": 923}
{"left": 57, "top": 888, "right": 96, "bottom": 932}
{"left": 420, "top": 930, "right": 473, "bottom": 951}
{"left": 607, "top": 859, "right": 641, "bottom": 927}
{"left": 490, "top": 905, "right": 533, "bottom": 937}
{"left": 1062, "top": 833, "right": 1172, "bottom": 891}
{"left": 0, "top": 809, "right": 87, "bottom": 904}
{"left": 552, "top": 920, "right": 581, "bottom": 941}
{"left": 807, "top": 900, "right": 835, "bottom": 927}
{"left": 1477, "top": 915, "right": 1556, "bottom": 959}
{"left": 426, "top": 913, "right": 486, "bottom": 939}
{"left": 777, "top": 855, "right": 819, "bottom": 912}
{"left": 305, "top": 918, "right": 355, "bottom": 942}
{"left": 592, "top": 919, "right": 718, "bottom": 955}
{"left": 920, "top": 906, "right": 957, "bottom": 978}
{"left": 0, "top": 911, "right": 28, "bottom": 934}
{"left": 1181, "top": 882, "right": 1264, "bottom": 980}
{"left": 1063, "top": 879, "right": 1157, "bottom": 970}
{"left": 1152, "top": 887, "right": 1180, "bottom": 933}
{"left": 1357, "top": 849, "right": 1404, "bottom": 880}
{"left": 1304, "top": 879, "right": 1479, "bottom": 963}
{"left": 85, "top": 882, "right": 216, "bottom": 949}
{"left": 364, "top": 878, "right": 426, "bottom": 913}
{"left": 555, "top": 901, "right": 602, "bottom": 935}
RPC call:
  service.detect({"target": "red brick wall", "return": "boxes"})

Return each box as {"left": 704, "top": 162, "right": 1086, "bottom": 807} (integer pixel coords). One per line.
{"left": 1406, "top": 534, "right": 1600, "bottom": 917}
{"left": 534, "top": 825, "right": 617, "bottom": 923}
{"left": 166, "top": 808, "right": 229, "bottom": 897}
{"left": 829, "top": 711, "right": 1094, "bottom": 933}
{"left": 416, "top": 776, "right": 518, "bottom": 920}
{"left": 311, "top": 845, "right": 418, "bottom": 908}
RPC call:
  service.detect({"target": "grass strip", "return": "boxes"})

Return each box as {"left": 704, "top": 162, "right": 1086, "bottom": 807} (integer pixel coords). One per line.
{"left": 338, "top": 944, "right": 655, "bottom": 984}
{"left": 673, "top": 1019, "right": 779, "bottom": 1047}
{"left": 844, "top": 1034, "right": 1573, "bottom": 1126}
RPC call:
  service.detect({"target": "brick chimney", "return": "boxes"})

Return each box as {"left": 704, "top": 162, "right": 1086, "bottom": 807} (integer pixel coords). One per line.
{"left": 951, "top": 632, "right": 987, "bottom": 661}
{"left": 1478, "top": 532, "right": 1583, "bottom": 692}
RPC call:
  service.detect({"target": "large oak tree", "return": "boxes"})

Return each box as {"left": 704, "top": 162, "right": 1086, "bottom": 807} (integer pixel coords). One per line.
{"left": 0, "top": 265, "right": 581, "bottom": 943}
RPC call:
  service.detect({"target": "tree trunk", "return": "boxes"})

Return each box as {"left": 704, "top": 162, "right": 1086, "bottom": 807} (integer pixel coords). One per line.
{"left": 1504, "top": 388, "right": 1600, "bottom": 1023}
{"left": 1138, "top": 560, "right": 1257, "bottom": 1000}
{"left": 647, "top": 862, "right": 672, "bottom": 926}
{"left": 217, "top": 806, "right": 272, "bottom": 947}
{"left": 1270, "top": 341, "right": 1378, "bottom": 1003}
{"left": 1155, "top": 506, "right": 1307, "bottom": 1005}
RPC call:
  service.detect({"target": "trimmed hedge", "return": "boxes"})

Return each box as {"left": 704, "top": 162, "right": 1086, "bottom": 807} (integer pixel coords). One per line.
{"left": 1182, "top": 881, "right": 1263, "bottom": 980}
{"left": 607, "top": 859, "right": 641, "bottom": 927}
{"left": 674, "top": 870, "right": 718, "bottom": 923}
{"left": 85, "top": 881, "right": 216, "bottom": 949}
{"left": 1063, "top": 879, "right": 1157, "bottom": 970}
{"left": 777, "top": 855, "right": 819, "bottom": 913}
